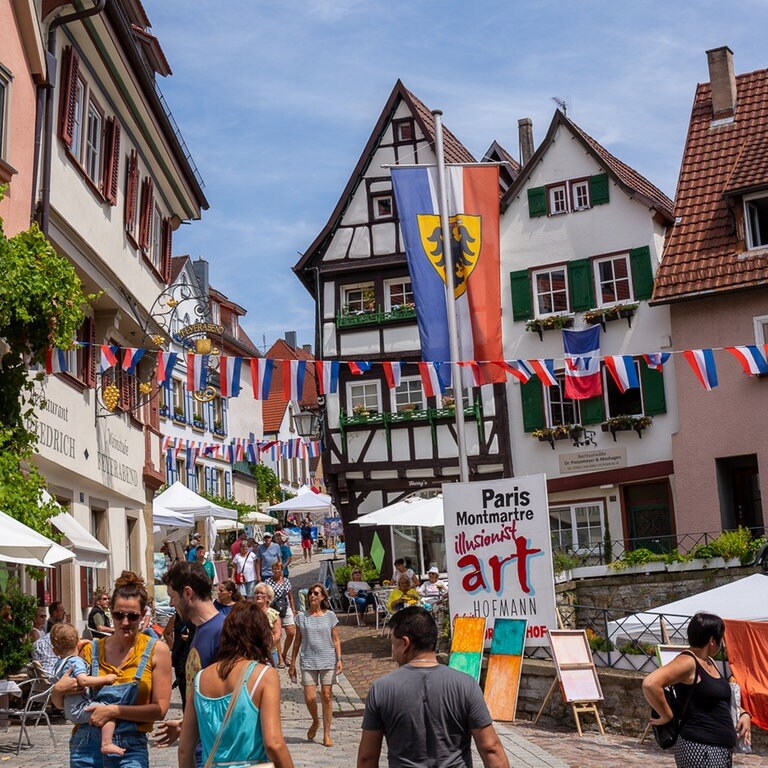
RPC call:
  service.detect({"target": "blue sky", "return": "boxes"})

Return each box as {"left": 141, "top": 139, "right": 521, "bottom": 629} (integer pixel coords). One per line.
{"left": 143, "top": 1, "right": 768, "bottom": 352}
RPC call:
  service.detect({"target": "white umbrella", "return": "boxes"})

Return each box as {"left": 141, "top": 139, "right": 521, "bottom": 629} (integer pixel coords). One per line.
{"left": 0, "top": 509, "right": 77, "bottom": 566}
{"left": 351, "top": 495, "right": 445, "bottom": 528}
{"left": 213, "top": 510, "right": 279, "bottom": 531}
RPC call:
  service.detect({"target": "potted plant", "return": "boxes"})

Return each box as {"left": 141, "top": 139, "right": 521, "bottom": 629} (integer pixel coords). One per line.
{"left": 173, "top": 406, "right": 186, "bottom": 422}
{"left": 192, "top": 415, "right": 205, "bottom": 429}
{"left": 352, "top": 404, "right": 370, "bottom": 419}
{"left": 441, "top": 395, "right": 455, "bottom": 411}
{"left": 399, "top": 403, "right": 417, "bottom": 419}
{"left": 159, "top": 404, "right": 169, "bottom": 417}
{"left": 601, "top": 414, "right": 653, "bottom": 439}
{"left": 525, "top": 313, "right": 575, "bottom": 341}
{"left": 362, "top": 288, "right": 376, "bottom": 312}
{"left": 583, "top": 303, "right": 639, "bottom": 329}
{"left": 213, "top": 418, "right": 225, "bottom": 434}
{"left": 531, "top": 424, "right": 574, "bottom": 448}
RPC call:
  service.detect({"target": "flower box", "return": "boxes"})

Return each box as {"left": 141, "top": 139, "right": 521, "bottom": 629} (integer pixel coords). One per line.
{"left": 583, "top": 303, "right": 638, "bottom": 330}
{"left": 525, "top": 315, "right": 574, "bottom": 341}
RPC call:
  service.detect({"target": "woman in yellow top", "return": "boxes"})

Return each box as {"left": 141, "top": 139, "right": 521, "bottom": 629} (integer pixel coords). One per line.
{"left": 387, "top": 574, "right": 421, "bottom": 612}
{"left": 53, "top": 571, "right": 172, "bottom": 768}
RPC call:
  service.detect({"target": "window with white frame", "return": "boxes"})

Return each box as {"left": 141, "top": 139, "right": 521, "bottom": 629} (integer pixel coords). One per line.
{"left": 150, "top": 203, "right": 162, "bottom": 271}
{"left": 84, "top": 98, "right": 102, "bottom": 183}
{"left": 175, "top": 457, "right": 186, "bottom": 486}
{"left": 533, "top": 267, "right": 569, "bottom": 316}
{"left": 394, "top": 377, "right": 424, "bottom": 411}
{"left": 385, "top": 278, "right": 413, "bottom": 310}
{"left": 604, "top": 362, "right": 643, "bottom": 418}
{"left": 571, "top": 180, "right": 590, "bottom": 211}
{"left": 745, "top": 193, "right": 768, "bottom": 249}
{"left": 548, "top": 184, "right": 568, "bottom": 214}
{"left": 546, "top": 374, "right": 580, "bottom": 426}
{"left": 394, "top": 120, "right": 414, "bottom": 143}
{"left": 550, "top": 502, "right": 604, "bottom": 551}
{"left": 172, "top": 379, "right": 185, "bottom": 416}
{"left": 347, "top": 381, "right": 380, "bottom": 413}
{"left": 754, "top": 315, "right": 768, "bottom": 345}
{"left": 0, "top": 67, "right": 9, "bottom": 160}
{"left": 594, "top": 253, "right": 632, "bottom": 306}
{"left": 195, "top": 464, "right": 204, "bottom": 493}
{"left": 341, "top": 282, "right": 375, "bottom": 314}
{"left": 210, "top": 301, "right": 220, "bottom": 324}
{"left": 373, "top": 194, "right": 393, "bottom": 220}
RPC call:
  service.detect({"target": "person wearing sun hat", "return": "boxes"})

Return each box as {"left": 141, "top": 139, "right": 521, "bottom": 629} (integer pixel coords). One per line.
{"left": 255, "top": 531, "right": 281, "bottom": 582}
{"left": 418, "top": 567, "right": 448, "bottom": 599}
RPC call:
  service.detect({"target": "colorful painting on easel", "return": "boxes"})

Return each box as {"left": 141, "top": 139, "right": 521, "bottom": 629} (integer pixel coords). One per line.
{"left": 483, "top": 618, "right": 527, "bottom": 721}
{"left": 448, "top": 616, "right": 486, "bottom": 682}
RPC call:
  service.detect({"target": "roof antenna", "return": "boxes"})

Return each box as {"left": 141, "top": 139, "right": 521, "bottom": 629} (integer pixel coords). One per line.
{"left": 552, "top": 96, "right": 568, "bottom": 116}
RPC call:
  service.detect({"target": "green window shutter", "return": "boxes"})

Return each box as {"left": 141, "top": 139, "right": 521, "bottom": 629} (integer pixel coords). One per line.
{"left": 527, "top": 186, "right": 547, "bottom": 218}
{"left": 510, "top": 270, "right": 533, "bottom": 321}
{"left": 640, "top": 363, "right": 667, "bottom": 415}
{"left": 589, "top": 173, "right": 610, "bottom": 206}
{"left": 567, "top": 258, "right": 595, "bottom": 312}
{"left": 521, "top": 378, "right": 545, "bottom": 432}
{"left": 629, "top": 246, "right": 654, "bottom": 301}
{"left": 580, "top": 395, "right": 605, "bottom": 425}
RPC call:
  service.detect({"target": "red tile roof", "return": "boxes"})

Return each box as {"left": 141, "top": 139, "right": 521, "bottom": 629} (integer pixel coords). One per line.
{"left": 653, "top": 68, "right": 768, "bottom": 302}
{"left": 262, "top": 339, "right": 318, "bottom": 433}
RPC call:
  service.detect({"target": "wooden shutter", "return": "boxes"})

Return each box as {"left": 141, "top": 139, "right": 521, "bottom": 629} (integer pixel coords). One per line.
{"left": 580, "top": 394, "right": 605, "bottom": 425}
{"left": 125, "top": 151, "right": 139, "bottom": 234}
{"left": 161, "top": 218, "right": 173, "bottom": 282}
{"left": 58, "top": 46, "right": 80, "bottom": 147}
{"left": 629, "top": 246, "right": 654, "bottom": 300}
{"left": 119, "top": 366, "right": 130, "bottom": 412}
{"left": 589, "top": 173, "right": 610, "bottom": 206}
{"left": 527, "top": 186, "right": 547, "bottom": 218}
{"left": 224, "top": 471, "right": 232, "bottom": 499}
{"left": 567, "top": 258, "right": 595, "bottom": 312}
{"left": 138, "top": 177, "right": 154, "bottom": 251}
{"left": 640, "top": 363, "right": 667, "bottom": 415}
{"left": 520, "top": 378, "right": 545, "bottom": 432}
{"left": 85, "top": 316, "right": 97, "bottom": 388}
{"left": 510, "top": 270, "right": 533, "bottom": 321}
{"left": 102, "top": 118, "right": 121, "bottom": 205}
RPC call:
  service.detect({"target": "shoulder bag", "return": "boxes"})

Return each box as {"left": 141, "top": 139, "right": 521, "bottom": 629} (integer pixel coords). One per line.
{"left": 203, "top": 663, "right": 274, "bottom": 768}
{"left": 651, "top": 650, "right": 701, "bottom": 750}
{"left": 234, "top": 552, "right": 252, "bottom": 585}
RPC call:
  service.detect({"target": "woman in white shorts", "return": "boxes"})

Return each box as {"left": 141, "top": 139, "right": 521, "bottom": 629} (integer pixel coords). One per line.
{"left": 288, "top": 582, "right": 342, "bottom": 748}
{"left": 265, "top": 561, "right": 296, "bottom": 668}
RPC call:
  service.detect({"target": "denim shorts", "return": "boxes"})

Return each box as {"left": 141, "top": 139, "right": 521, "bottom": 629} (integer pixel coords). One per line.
{"left": 70, "top": 725, "right": 148, "bottom": 768}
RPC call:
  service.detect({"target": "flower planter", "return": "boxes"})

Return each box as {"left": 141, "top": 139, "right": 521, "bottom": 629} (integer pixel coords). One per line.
{"left": 571, "top": 564, "right": 613, "bottom": 579}
{"left": 526, "top": 316, "right": 574, "bottom": 341}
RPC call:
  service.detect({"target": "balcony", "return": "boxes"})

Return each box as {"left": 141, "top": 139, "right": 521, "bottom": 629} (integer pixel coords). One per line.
{"left": 336, "top": 304, "right": 416, "bottom": 329}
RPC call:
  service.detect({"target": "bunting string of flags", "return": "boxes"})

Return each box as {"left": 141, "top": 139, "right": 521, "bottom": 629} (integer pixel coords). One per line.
{"left": 161, "top": 434, "right": 322, "bottom": 465}
{"left": 41, "top": 340, "right": 768, "bottom": 395}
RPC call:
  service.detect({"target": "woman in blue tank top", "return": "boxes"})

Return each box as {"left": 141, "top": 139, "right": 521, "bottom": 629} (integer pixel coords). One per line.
{"left": 178, "top": 602, "right": 294, "bottom": 768}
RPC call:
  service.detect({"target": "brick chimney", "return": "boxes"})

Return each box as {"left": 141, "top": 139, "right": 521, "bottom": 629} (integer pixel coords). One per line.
{"left": 518, "top": 118, "right": 534, "bottom": 166}
{"left": 706, "top": 46, "right": 737, "bottom": 120}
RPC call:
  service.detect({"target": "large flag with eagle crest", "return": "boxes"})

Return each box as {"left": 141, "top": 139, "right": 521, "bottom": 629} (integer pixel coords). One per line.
{"left": 390, "top": 165, "right": 504, "bottom": 386}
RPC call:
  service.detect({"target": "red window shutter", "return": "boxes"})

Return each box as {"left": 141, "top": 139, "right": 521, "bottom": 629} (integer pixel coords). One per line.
{"left": 125, "top": 150, "right": 139, "bottom": 234}
{"left": 139, "top": 177, "right": 154, "bottom": 251}
{"left": 161, "top": 218, "right": 173, "bottom": 282}
{"left": 58, "top": 46, "right": 80, "bottom": 147}
{"left": 85, "top": 316, "right": 97, "bottom": 388}
{"left": 102, "top": 118, "right": 121, "bottom": 206}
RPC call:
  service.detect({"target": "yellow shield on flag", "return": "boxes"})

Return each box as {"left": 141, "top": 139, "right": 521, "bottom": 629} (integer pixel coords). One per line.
{"left": 417, "top": 214, "right": 482, "bottom": 298}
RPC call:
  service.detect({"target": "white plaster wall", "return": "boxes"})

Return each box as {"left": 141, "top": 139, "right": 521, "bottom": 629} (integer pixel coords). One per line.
{"left": 322, "top": 322, "right": 338, "bottom": 357}
{"left": 339, "top": 329, "right": 381, "bottom": 356}
{"left": 382, "top": 324, "right": 419, "bottom": 352}
{"left": 372, "top": 222, "right": 396, "bottom": 255}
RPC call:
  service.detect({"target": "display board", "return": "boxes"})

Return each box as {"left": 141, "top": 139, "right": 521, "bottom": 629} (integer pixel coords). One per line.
{"left": 448, "top": 616, "right": 487, "bottom": 682}
{"left": 656, "top": 644, "right": 688, "bottom": 667}
{"left": 443, "top": 475, "right": 556, "bottom": 647}
{"left": 483, "top": 618, "right": 527, "bottom": 721}
{"left": 549, "top": 629, "right": 603, "bottom": 703}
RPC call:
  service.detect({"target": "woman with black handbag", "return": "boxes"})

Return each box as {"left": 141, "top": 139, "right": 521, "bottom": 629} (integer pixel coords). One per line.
{"left": 643, "top": 612, "right": 751, "bottom": 767}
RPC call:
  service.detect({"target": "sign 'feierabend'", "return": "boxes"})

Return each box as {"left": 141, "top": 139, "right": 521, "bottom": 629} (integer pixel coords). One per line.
{"left": 443, "top": 475, "right": 556, "bottom": 646}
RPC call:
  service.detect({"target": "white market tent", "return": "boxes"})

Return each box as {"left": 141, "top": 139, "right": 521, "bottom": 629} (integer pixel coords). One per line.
{"left": 153, "top": 482, "right": 236, "bottom": 525}
{"left": 268, "top": 485, "right": 334, "bottom": 515}
{"left": 0, "top": 508, "right": 76, "bottom": 568}
{"left": 607, "top": 572, "right": 768, "bottom": 645}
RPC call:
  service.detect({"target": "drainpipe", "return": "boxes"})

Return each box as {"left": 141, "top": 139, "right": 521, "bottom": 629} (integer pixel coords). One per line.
{"left": 38, "top": 0, "right": 106, "bottom": 236}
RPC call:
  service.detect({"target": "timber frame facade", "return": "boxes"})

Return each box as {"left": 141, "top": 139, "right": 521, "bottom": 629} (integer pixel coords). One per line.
{"left": 295, "top": 81, "right": 514, "bottom": 572}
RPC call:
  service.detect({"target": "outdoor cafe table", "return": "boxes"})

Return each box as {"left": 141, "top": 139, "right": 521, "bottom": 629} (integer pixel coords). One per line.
{"left": 0, "top": 680, "right": 22, "bottom": 730}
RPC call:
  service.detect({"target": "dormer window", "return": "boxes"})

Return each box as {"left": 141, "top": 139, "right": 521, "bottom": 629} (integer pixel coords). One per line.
{"left": 745, "top": 192, "right": 768, "bottom": 249}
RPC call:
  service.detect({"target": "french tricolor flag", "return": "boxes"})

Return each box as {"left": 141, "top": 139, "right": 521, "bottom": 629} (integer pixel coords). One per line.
{"left": 495, "top": 360, "right": 533, "bottom": 384}
{"left": 348, "top": 361, "right": 372, "bottom": 375}
{"left": 283, "top": 360, "right": 307, "bottom": 400}
{"left": 563, "top": 327, "right": 602, "bottom": 399}
{"left": 186, "top": 353, "right": 209, "bottom": 392}
{"left": 306, "top": 440, "right": 320, "bottom": 458}
{"left": 100, "top": 345, "right": 118, "bottom": 373}
{"left": 418, "top": 361, "right": 446, "bottom": 398}
{"left": 315, "top": 361, "right": 340, "bottom": 395}
{"left": 45, "top": 348, "right": 69, "bottom": 374}
{"left": 529, "top": 359, "right": 558, "bottom": 387}
{"left": 220, "top": 356, "right": 243, "bottom": 397}
{"left": 382, "top": 361, "right": 403, "bottom": 391}
{"left": 683, "top": 349, "right": 718, "bottom": 391}
{"left": 726, "top": 346, "right": 768, "bottom": 377}
{"left": 604, "top": 355, "right": 640, "bottom": 393}
{"left": 250, "top": 358, "right": 275, "bottom": 400}
{"left": 122, "top": 347, "right": 145, "bottom": 374}
{"left": 457, "top": 361, "right": 483, "bottom": 387}
{"left": 156, "top": 351, "right": 178, "bottom": 387}
{"left": 643, "top": 352, "right": 671, "bottom": 372}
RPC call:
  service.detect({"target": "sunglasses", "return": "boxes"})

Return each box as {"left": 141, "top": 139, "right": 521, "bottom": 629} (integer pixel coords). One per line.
{"left": 112, "top": 611, "right": 142, "bottom": 622}
{"left": 308, "top": 590, "right": 323, "bottom": 596}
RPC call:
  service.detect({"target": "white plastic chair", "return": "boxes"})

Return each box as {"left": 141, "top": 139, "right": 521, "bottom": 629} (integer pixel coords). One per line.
{"left": 373, "top": 589, "right": 393, "bottom": 636}
{"left": 0, "top": 678, "right": 56, "bottom": 754}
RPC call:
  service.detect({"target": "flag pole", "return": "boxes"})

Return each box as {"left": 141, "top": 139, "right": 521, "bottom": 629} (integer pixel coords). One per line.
{"left": 432, "top": 110, "right": 469, "bottom": 483}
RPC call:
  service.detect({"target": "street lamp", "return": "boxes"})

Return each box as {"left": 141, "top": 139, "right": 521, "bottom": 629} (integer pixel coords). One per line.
{"left": 292, "top": 409, "right": 319, "bottom": 438}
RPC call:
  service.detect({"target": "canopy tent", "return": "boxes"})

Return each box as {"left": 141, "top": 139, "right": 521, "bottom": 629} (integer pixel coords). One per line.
{"left": 0, "top": 509, "right": 76, "bottom": 568}
{"left": 607, "top": 572, "right": 768, "bottom": 645}
{"left": 268, "top": 485, "right": 334, "bottom": 514}
{"left": 153, "top": 482, "right": 236, "bottom": 523}
{"left": 350, "top": 495, "right": 444, "bottom": 528}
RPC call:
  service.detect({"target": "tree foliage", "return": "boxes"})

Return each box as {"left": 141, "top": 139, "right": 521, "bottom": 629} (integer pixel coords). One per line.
{"left": 0, "top": 579, "right": 37, "bottom": 677}
{"left": 249, "top": 462, "right": 283, "bottom": 506}
{"left": 0, "top": 193, "right": 94, "bottom": 535}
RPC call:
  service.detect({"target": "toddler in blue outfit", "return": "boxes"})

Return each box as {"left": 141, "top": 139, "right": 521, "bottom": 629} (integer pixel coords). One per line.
{"left": 50, "top": 623, "right": 124, "bottom": 756}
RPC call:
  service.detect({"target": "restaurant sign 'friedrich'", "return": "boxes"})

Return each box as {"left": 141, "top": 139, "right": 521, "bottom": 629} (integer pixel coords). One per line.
{"left": 443, "top": 475, "right": 556, "bottom": 647}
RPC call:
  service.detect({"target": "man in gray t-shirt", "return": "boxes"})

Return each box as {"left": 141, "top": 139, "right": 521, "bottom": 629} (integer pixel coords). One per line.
{"left": 357, "top": 607, "right": 509, "bottom": 768}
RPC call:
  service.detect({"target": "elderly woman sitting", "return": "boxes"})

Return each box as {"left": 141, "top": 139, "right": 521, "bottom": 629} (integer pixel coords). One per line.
{"left": 387, "top": 574, "right": 421, "bottom": 612}
{"left": 346, "top": 568, "right": 375, "bottom": 614}
{"left": 418, "top": 567, "right": 448, "bottom": 600}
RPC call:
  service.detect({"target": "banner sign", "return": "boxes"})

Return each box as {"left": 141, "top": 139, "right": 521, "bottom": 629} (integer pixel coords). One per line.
{"left": 443, "top": 475, "right": 556, "bottom": 647}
